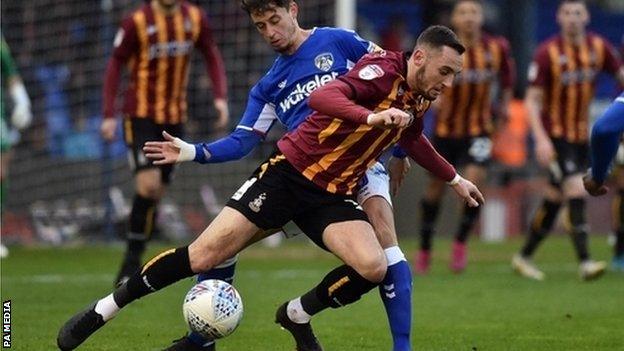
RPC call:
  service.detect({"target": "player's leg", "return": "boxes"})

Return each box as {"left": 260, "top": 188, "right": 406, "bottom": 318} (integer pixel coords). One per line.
{"left": 415, "top": 176, "right": 445, "bottom": 274}
{"left": 450, "top": 162, "right": 486, "bottom": 273}
{"left": 57, "top": 207, "right": 260, "bottom": 351}
{"left": 611, "top": 160, "right": 624, "bottom": 271}
{"left": 278, "top": 196, "right": 385, "bottom": 351}
{"left": 450, "top": 136, "right": 492, "bottom": 272}
{"left": 58, "top": 154, "right": 296, "bottom": 350}
{"left": 115, "top": 118, "right": 172, "bottom": 286}
{"left": 561, "top": 173, "right": 607, "bottom": 280}
{"left": 358, "top": 164, "right": 411, "bottom": 351}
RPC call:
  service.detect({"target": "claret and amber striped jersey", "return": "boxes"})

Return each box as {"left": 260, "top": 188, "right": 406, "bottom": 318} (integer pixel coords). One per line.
{"left": 278, "top": 50, "right": 455, "bottom": 195}
{"left": 435, "top": 34, "right": 515, "bottom": 138}
{"left": 103, "top": 1, "right": 227, "bottom": 124}
{"left": 528, "top": 32, "right": 622, "bottom": 143}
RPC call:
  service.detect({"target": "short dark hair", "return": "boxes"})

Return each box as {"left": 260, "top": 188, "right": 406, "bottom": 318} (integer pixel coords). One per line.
{"left": 241, "top": 0, "right": 292, "bottom": 15}
{"left": 558, "top": 0, "right": 587, "bottom": 7}
{"left": 416, "top": 25, "right": 465, "bottom": 55}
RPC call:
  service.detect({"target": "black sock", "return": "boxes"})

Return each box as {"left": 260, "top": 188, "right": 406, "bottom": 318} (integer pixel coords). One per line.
{"left": 125, "top": 194, "right": 158, "bottom": 261}
{"left": 521, "top": 199, "right": 561, "bottom": 257}
{"left": 300, "top": 265, "right": 378, "bottom": 317}
{"left": 568, "top": 198, "right": 589, "bottom": 261}
{"left": 113, "top": 246, "right": 194, "bottom": 308}
{"left": 420, "top": 200, "right": 440, "bottom": 251}
{"left": 614, "top": 190, "right": 624, "bottom": 257}
{"left": 455, "top": 204, "right": 480, "bottom": 243}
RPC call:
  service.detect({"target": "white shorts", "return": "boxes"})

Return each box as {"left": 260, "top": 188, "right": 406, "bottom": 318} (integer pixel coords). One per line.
{"left": 356, "top": 161, "right": 392, "bottom": 207}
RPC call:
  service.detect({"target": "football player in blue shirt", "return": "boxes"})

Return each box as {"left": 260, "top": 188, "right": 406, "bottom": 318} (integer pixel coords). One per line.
{"left": 144, "top": 1, "right": 413, "bottom": 350}
{"left": 583, "top": 92, "right": 624, "bottom": 270}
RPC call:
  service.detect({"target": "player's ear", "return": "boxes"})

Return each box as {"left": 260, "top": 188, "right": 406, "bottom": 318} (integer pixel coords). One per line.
{"left": 412, "top": 49, "right": 426, "bottom": 66}
{"left": 289, "top": 1, "right": 298, "bottom": 19}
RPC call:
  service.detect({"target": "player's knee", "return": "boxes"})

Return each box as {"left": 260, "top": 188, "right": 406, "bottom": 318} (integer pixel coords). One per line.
{"left": 356, "top": 254, "right": 387, "bottom": 283}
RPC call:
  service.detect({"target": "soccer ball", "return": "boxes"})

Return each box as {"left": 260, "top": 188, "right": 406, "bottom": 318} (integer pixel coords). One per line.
{"left": 183, "top": 279, "right": 244, "bottom": 339}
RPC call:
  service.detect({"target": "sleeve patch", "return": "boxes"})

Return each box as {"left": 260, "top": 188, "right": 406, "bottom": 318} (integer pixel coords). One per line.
{"left": 358, "top": 64, "right": 385, "bottom": 80}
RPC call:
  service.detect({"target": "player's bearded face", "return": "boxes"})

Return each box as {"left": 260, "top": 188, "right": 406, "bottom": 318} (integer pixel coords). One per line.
{"left": 251, "top": 5, "right": 299, "bottom": 54}
{"left": 409, "top": 47, "right": 463, "bottom": 101}
{"left": 451, "top": 1, "right": 483, "bottom": 35}
{"left": 557, "top": 3, "right": 589, "bottom": 36}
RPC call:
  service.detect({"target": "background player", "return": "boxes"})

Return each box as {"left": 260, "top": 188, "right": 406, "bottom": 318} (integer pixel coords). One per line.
{"left": 1, "top": 34, "right": 32, "bottom": 259}
{"left": 101, "top": 0, "right": 229, "bottom": 286}
{"left": 412, "top": 0, "right": 515, "bottom": 274}
{"left": 144, "top": 1, "right": 415, "bottom": 350}
{"left": 511, "top": 0, "right": 624, "bottom": 281}
{"left": 582, "top": 93, "right": 624, "bottom": 271}
{"left": 57, "top": 25, "right": 483, "bottom": 351}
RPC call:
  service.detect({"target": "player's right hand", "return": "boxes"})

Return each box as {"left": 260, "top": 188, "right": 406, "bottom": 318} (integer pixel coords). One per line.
{"left": 450, "top": 176, "right": 484, "bottom": 208}
{"left": 100, "top": 118, "right": 117, "bottom": 141}
{"left": 534, "top": 136, "right": 555, "bottom": 167}
{"left": 582, "top": 171, "right": 609, "bottom": 196}
{"left": 143, "top": 131, "right": 196, "bottom": 164}
{"left": 367, "top": 108, "right": 413, "bottom": 129}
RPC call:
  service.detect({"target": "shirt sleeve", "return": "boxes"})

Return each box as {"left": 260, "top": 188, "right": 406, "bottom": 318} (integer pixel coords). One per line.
{"left": 498, "top": 37, "right": 516, "bottom": 90}
{"left": 196, "top": 9, "right": 228, "bottom": 100}
{"left": 103, "top": 17, "right": 137, "bottom": 118}
{"left": 398, "top": 119, "right": 456, "bottom": 182}
{"left": 590, "top": 96, "right": 624, "bottom": 183}
{"left": 336, "top": 29, "right": 380, "bottom": 64}
{"left": 601, "top": 38, "right": 623, "bottom": 76}
{"left": 337, "top": 54, "right": 401, "bottom": 104}
{"left": 528, "top": 44, "right": 550, "bottom": 88}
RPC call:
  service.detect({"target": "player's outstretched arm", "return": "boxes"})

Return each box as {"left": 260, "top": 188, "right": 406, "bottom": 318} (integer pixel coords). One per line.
{"left": 144, "top": 131, "right": 196, "bottom": 165}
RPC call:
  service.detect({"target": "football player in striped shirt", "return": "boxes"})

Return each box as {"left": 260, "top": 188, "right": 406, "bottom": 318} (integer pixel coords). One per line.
{"left": 511, "top": 0, "right": 624, "bottom": 281}
{"left": 413, "top": 0, "right": 515, "bottom": 274}
{"left": 100, "top": 0, "right": 229, "bottom": 287}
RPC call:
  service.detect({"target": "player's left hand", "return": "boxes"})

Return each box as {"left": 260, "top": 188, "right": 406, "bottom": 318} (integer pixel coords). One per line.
{"left": 388, "top": 156, "right": 410, "bottom": 196}
{"left": 582, "top": 172, "right": 608, "bottom": 196}
{"left": 143, "top": 131, "right": 196, "bottom": 164}
{"left": 213, "top": 98, "right": 230, "bottom": 131}
{"left": 450, "top": 176, "right": 484, "bottom": 207}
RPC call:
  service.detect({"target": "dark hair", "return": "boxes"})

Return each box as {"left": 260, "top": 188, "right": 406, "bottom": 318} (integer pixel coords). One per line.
{"left": 558, "top": 0, "right": 587, "bottom": 7}
{"left": 241, "top": 0, "right": 292, "bottom": 15}
{"left": 416, "top": 25, "right": 465, "bottom": 55}
{"left": 453, "top": 0, "right": 484, "bottom": 8}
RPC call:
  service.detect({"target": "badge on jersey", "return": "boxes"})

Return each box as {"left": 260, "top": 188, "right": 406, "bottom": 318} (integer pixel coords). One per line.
{"left": 358, "top": 64, "right": 385, "bottom": 80}
{"left": 314, "top": 53, "right": 334, "bottom": 72}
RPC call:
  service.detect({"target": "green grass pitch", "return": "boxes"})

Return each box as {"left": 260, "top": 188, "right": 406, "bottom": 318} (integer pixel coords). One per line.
{"left": 1, "top": 236, "right": 623, "bottom": 350}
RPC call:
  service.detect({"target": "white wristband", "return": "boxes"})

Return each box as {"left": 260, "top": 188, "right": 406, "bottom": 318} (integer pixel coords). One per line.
{"left": 172, "top": 137, "right": 196, "bottom": 163}
{"left": 447, "top": 173, "right": 462, "bottom": 186}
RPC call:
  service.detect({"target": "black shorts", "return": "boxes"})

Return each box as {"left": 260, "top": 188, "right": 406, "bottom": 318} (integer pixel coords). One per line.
{"left": 226, "top": 152, "right": 369, "bottom": 250}
{"left": 123, "top": 117, "right": 184, "bottom": 184}
{"left": 433, "top": 135, "right": 492, "bottom": 167}
{"left": 548, "top": 139, "right": 589, "bottom": 186}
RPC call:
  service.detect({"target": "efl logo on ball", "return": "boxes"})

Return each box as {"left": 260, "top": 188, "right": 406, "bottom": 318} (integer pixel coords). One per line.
{"left": 183, "top": 280, "right": 243, "bottom": 339}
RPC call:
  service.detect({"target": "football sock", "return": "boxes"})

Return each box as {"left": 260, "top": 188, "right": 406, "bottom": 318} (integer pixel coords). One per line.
{"left": 94, "top": 294, "right": 119, "bottom": 321}
{"left": 614, "top": 190, "right": 624, "bottom": 257}
{"left": 379, "top": 247, "right": 412, "bottom": 351}
{"left": 287, "top": 297, "right": 312, "bottom": 324}
{"left": 125, "top": 194, "right": 158, "bottom": 261}
{"left": 197, "top": 255, "right": 238, "bottom": 284}
{"left": 113, "top": 246, "right": 194, "bottom": 308}
{"left": 520, "top": 199, "right": 561, "bottom": 257}
{"left": 299, "top": 265, "right": 378, "bottom": 317}
{"left": 455, "top": 204, "right": 480, "bottom": 243}
{"left": 420, "top": 200, "right": 440, "bottom": 251}
{"left": 568, "top": 198, "right": 589, "bottom": 261}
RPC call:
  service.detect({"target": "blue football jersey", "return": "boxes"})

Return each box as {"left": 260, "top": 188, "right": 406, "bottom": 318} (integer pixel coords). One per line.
{"left": 236, "top": 27, "right": 377, "bottom": 134}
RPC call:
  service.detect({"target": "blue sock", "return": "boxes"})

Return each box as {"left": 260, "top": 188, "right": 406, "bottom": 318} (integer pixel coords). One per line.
{"left": 187, "top": 255, "right": 238, "bottom": 347}
{"left": 379, "top": 247, "right": 412, "bottom": 351}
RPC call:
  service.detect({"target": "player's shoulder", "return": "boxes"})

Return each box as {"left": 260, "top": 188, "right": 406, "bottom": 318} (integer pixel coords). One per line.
{"left": 313, "top": 27, "right": 364, "bottom": 43}
{"left": 533, "top": 35, "right": 559, "bottom": 58}
{"left": 483, "top": 33, "right": 510, "bottom": 49}
{"left": 180, "top": 1, "right": 206, "bottom": 16}
{"left": 354, "top": 50, "right": 404, "bottom": 77}
{"left": 123, "top": 4, "right": 150, "bottom": 25}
